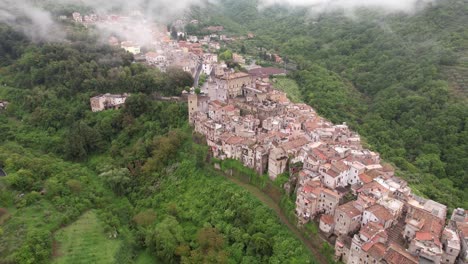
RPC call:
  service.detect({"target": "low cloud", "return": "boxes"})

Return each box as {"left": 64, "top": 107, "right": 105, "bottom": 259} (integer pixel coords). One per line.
{"left": 0, "top": 0, "right": 64, "bottom": 41}
{"left": 0, "top": 0, "right": 437, "bottom": 42}
{"left": 0, "top": 0, "right": 212, "bottom": 41}
{"left": 259, "top": 0, "right": 436, "bottom": 14}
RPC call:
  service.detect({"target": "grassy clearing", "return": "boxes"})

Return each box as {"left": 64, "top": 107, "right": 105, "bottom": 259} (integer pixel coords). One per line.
{"left": 53, "top": 210, "right": 120, "bottom": 264}
{"left": 272, "top": 77, "right": 303, "bottom": 103}
{"left": 135, "top": 250, "right": 158, "bottom": 264}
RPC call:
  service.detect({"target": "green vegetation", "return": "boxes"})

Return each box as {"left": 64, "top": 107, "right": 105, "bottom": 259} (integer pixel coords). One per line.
{"left": 192, "top": 0, "right": 468, "bottom": 209}
{"left": 272, "top": 77, "right": 302, "bottom": 103}
{"left": 0, "top": 23, "right": 314, "bottom": 263}
{"left": 53, "top": 210, "right": 121, "bottom": 264}
{"left": 134, "top": 251, "right": 157, "bottom": 264}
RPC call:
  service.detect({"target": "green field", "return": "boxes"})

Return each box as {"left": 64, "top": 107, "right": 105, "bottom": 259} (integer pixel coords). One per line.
{"left": 53, "top": 210, "right": 120, "bottom": 264}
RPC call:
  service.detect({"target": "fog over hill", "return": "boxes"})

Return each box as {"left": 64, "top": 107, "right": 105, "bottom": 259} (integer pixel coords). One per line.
{"left": 0, "top": 0, "right": 439, "bottom": 41}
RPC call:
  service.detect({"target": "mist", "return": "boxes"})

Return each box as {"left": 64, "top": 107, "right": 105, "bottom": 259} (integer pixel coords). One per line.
{"left": 0, "top": 0, "right": 437, "bottom": 42}
{"left": 0, "top": 0, "right": 65, "bottom": 41}
{"left": 259, "top": 0, "right": 436, "bottom": 14}
{"left": 0, "top": 0, "right": 212, "bottom": 42}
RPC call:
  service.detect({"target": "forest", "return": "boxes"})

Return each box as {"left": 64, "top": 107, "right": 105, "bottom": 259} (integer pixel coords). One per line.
{"left": 0, "top": 24, "right": 314, "bottom": 263}
{"left": 189, "top": 0, "right": 468, "bottom": 209}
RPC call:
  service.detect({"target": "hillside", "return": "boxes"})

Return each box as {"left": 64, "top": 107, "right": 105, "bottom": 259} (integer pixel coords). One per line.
{"left": 188, "top": 0, "right": 468, "bottom": 208}
{"left": 0, "top": 25, "right": 314, "bottom": 263}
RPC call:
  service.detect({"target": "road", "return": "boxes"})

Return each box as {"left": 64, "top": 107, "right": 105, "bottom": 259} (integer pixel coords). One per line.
{"left": 193, "top": 60, "right": 203, "bottom": 87}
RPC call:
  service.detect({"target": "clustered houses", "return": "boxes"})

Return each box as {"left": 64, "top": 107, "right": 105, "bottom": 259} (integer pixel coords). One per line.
{"left": 189, "top": 69, "right": 467, "bottom": 263}
{"left": 90, "top": 93, "right": 129, "bottom": 112}
{"left": 69, "top": 12, "right": 267, "bottom": 81}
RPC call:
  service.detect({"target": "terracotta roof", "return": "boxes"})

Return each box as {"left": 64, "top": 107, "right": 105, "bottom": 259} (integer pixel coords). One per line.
{"left": 303, "top": 185, "right": 314, "bottom": 193}
{"left": 384, "top": 243, "right": 418, "bottom": 264}
{"left": 367, "top": 243, "right": 386, "bottom": 259}
{"left": 222, "top": 105, "right": 237, "bottom": 112}
{"left": 358, "top": 181, "right": 389, "bottom": 195}
{"left": 325, "top": 168, "right": 340, "bottom": 178}
{"left": 248, "top": 67, "right": 287, "bottom": 78}
{"left": 336, "top": 202, "right": 362, "bottom": 218}
{"left": 366, "top": 204, "right": 393, "bottom": 221}
{"left": 359, "top": 173, "right": 373, "bottom": 184}
{"left": 321, "top": 214, "right": 334, "bottom": 225}
{"left": 321, "top": 188, "right": 341, "bottom": 198}
{"left": 415, "top": 231, "right": 435, "bottom": 241}
{"left": 409, "top": 207, "right": 444, "bottom": 237}
{"left": 456, "top": 222, "right": 468, "bottom": 238}
{"left": 360, "top": 222, "right": 386, "bottom": 240}
{"left": 221, "top": 72, "right": 250, "bottom": 80}
{"left": 210, "top": 100, "right": 224, "bottom": 109}
{"left": 225, "top": 136, "right": 244, "bottom": 145}
{"left": 332, "top": 160, "right": 349, "bottom": 172}
{"left": 281, "top": 137, "right": 309, "bottom": 151}
{"left": 312, "top": 148, "right": 327, "bottom": 161}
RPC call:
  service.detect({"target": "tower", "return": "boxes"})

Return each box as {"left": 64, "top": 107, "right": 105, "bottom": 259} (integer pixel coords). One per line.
{"left": 188, "top": 93, "right": 198, "bottom": 125}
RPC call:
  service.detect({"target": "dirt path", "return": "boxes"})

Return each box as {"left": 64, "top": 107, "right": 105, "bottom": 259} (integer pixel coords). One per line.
{"left": 224, "top": 175, "right": 329, "bottom": 264}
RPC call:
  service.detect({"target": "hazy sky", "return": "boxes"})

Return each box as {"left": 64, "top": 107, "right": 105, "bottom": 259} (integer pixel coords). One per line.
{"left": 0, "top": 0, "right": 436, "bottom": 41}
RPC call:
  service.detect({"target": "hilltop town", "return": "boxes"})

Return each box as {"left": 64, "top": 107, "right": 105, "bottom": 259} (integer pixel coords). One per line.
{"left": 186, "top": 62, "right": 468, "bottom": 264}
{"left": 74, "top": 10, "right": 468, "bottom": 264}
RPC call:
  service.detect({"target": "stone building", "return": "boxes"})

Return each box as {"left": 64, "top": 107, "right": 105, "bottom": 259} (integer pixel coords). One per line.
{"left": 90, "top": 93, "right": 129, "bottom": 112}
{"left": 334, "top": 201, "right": 362, "bottom": 236}
{"left": 219, "top": 72, "right": 251, "bottom": 98}
{"left": 441, "top": 227, "right": 461, "bottom": 264}
{"left": 268, "top": 147, "right": 288, "bottom": 180}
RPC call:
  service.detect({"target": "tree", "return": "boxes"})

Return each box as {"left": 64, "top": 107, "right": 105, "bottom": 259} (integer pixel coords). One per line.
{"left": 145, "top": 216, "right": 185, "bottom": 263}
{"left": 219, "top": 49, "right": 233, "bottom": 61}
{"left": 64, "top": 121, "right": 104, "bottom": 161}
{"left": 99, "top": 168, "right": 131, "bottom": 196}
{"left": 123, "top": 94, "right": 150, "bottom": 118}
{"left": 16, "top": 230, "right": 52, "bottom": 264}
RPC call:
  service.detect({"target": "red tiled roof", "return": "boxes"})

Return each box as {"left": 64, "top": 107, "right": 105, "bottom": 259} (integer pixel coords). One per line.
{"left": 457, "top": 222, "right": 468, "bottom": 238}
{"left": 225, "top": 136, "right": 244, "bottom": 145}
{"left": 325, "top": 169, "right": 340, "bottom": 178}
{"left": 359, "top": 173, "right": 373, "bottom": 184}
{"left": 221, "top": 72, "right": 250, "bottom": 80}
{"left": 367, "top": 243, "right": 386, "bottom": 259}
{"left": 312, "top": 148, "right": 327, "bottom": 161}
{"left": 321, "top": 214, "right": 334, "bottom": 225}
{"left": 336, "top": 202, "right": 362, "bottom": 218}
{"left": 281, "top": 137, "right": 309, "bottom": 151}
{"left": 332, "top": 160, "right": 349, "bottom": 172}
{"left": 248, "top": 67, "right": 287, "bottom": 78}
{"left": 384, "top": 243, "right": 418, "bottom": 264}
{"left": 358, "top": 181, "right": 389, "bottom": 194}
{"left": 222, "top": 105, "right": 237, "bottom": 112}
{"left": 303, "top": 185, "right": 314, "bottom": 193}
{"left": 415, "top": 231, "right": 433, "bottom": 241}
{"left": 360, "top": 222, "right": 386, "bottom": 240}
{"left": 321, "top": 188, "right": 340, "bottom": 198}
{"left": 210, "top": 100, "right": 224, "bottom": 107}
{"left": 366, "top": 204, "right": 393, "bottom": 221}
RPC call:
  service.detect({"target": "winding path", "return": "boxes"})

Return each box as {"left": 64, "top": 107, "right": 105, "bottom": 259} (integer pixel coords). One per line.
{"left": 223, "top": 175, "right": 329, "bottom": 264}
